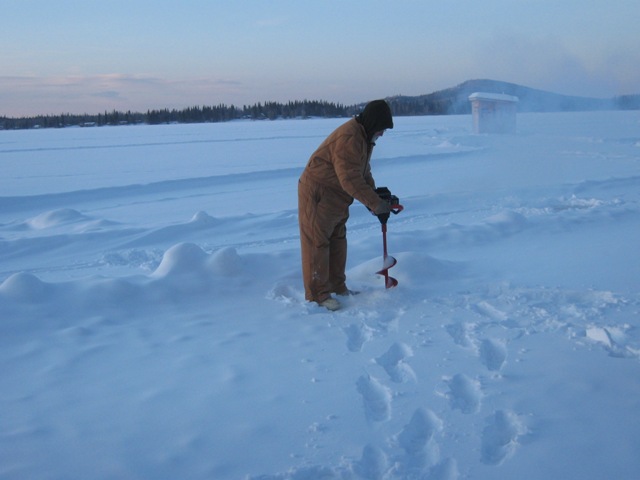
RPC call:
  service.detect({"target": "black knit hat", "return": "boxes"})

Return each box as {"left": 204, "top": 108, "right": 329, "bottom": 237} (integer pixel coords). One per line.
{"left": 357, "top": 100, "right": 394, "bottom": 140}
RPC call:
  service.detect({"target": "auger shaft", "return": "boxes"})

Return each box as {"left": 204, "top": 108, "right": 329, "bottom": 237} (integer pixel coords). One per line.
{"left": 377, "top": 212, "right": 400, "bottom": 289}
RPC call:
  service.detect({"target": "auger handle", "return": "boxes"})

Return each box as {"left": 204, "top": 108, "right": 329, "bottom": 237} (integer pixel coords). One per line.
{"left": 376, "top": 204, "right": 403, "bottom": 225}
{"left": 391, "top": 204, "right": 404, "bottom": 215}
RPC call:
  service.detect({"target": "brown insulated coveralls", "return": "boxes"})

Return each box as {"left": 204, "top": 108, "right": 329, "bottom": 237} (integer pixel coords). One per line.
{"left": 298, "top": 118, "right": 385, "bottom": 303}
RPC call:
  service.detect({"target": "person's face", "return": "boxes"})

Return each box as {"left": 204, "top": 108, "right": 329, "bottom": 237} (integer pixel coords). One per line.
{"left": 372, "top": 129, "right": 386, "bottom": 142}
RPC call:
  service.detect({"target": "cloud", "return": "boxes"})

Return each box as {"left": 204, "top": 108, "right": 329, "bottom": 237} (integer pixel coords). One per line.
{"left": 466, "top": 32, "right": 637, "bottom": 98}
{"left": 0, "top": 74, "right": 248, "bottom": 117}
{"left": 91, "top": 90, "right": 122, "bottom": 99}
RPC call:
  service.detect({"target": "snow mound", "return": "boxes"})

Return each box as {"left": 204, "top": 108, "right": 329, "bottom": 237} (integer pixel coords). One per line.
{"left": 152, "top": 242, "right": 210, "bottom": 277}
{"left": 0, "top": 272, "right": 54, "bottom": 302}
{"left": 23, "top": 208, "right": 117, "bottom": 233}
{"left": 1, "top": 243, "right": 253, "bottom": 314}
{"left": 349, "top": 252, "right": 465, "bottom": 289}
{"left": 152, "top": 243, "right": 244, "bottom": 279}
{"left": 210, "top": 246, "right": 244, "bottom": 276}
{"left": 391, "top": 252, "right": 467, "bottom": 288}
{"left": 484, "top": 210, "right": 528, "bottom": 234}
{"left": 26, "top": 208, "right": 89, "bottom": 229}
{"left": 189, "top": 210, "right": 218, "bottom": 225}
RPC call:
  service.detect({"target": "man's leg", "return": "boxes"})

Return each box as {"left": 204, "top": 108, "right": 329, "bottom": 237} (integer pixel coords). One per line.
{"left": 329, "top": 220, "right": 348, "bottom": 294}
{"left": 298, "top": 181, "right": 333, "bottom": 303}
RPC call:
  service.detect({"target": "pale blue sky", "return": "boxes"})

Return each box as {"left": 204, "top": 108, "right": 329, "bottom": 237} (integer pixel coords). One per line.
{"left": 2, "top": 0, "right": 639, "bottom": 116}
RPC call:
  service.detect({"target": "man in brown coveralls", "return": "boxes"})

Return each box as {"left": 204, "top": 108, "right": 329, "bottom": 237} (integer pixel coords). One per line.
{"left": 298, "top": 100, "right": 395, "bottom": 311}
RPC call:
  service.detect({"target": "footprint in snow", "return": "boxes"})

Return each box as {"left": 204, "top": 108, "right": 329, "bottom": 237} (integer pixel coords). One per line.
{"left": 585, "top": 326, "right": 638, "bottom": 358}
{"left": 375, "top": 307, "right": 405, "bottom": 333}
{"left": 445, "top": 322, "right": 476, "bottom": 349}
{"left": 267, "top": 283, "right": 305, "bottom": 306}
{"left": 427, "top": 457, "right": 459, "bottom": 480}
{"left": 375, "top": 342, "right": 416, "bottom": 383}
{"left": 479, "top": 338, "right": 507, "bottom": 371}
{"left": 356, "top": 374, "right": 392, "bottom": 423}
{"left": 396, "top": 408, "right": 443, "bottom": 456}
{"left": 392, "top": 408, "right": 443, "bottom": 477}
{"left": 473, "top": 301, "right": 508, "bottom": 322}
{"left": 481, "top": 410, "right": 527, "bottom": 465}
{"left": 343, "top": 323, "right": 374, "bottom": 352}
{"left": 353, "top": 444, "right": 388, "bottom": 480}
{"left": 445, "top": 373, "right": 482, "bottom": 414}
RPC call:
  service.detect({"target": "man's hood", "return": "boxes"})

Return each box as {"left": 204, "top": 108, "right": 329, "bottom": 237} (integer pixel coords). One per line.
{"left": 356, "top": 100, "right": 394, "bottom": 141}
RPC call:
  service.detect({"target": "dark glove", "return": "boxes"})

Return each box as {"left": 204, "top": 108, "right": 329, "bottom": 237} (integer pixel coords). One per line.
{"left": 373, "top": 201, "right": 391, "bottom": 224}
{"left": 375, "top": 187, "right": 399, "bottom": 207}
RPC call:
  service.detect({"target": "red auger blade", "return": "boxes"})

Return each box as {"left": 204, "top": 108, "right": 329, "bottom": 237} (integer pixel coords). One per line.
{"left": 377, "top": 221, "right": 399, "bottom": 289}
{"left": 381, "top": 254, "right": 397, "bottom": 270}
{"left": 373, "top": 203, "right": 403, "bottom": 289}
{"left": 376, "top": 254, "right": 398, "bottom": 289}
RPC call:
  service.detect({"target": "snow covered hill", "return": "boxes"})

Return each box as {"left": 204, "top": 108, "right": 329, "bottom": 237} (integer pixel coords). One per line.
{"left": 1, "top": 111, "right": 639, "bottom": 479}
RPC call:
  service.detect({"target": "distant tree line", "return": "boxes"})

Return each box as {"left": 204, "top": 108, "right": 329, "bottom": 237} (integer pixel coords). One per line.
{"left": 2, "top": 88, "right": 639, "bottom": 131}
{"left": 615, "top": 94, "right": 640, "bottom": 110}
{"left": 0, "top": 100, "right": 358, "bottom": 130}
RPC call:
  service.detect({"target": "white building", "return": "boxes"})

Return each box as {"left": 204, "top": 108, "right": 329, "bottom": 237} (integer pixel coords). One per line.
{"left": 468, "top": 92, "right": 519, "bottom": 134}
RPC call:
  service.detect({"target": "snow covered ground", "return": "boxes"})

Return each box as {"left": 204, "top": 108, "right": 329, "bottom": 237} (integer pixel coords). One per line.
{"left": 1, "top": 111, "right": 639, "bottom": 479}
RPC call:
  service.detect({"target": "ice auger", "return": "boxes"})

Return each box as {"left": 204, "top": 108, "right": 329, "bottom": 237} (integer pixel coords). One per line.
{"left": 373, "top": 187, "right": 403, "bottom": 289}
